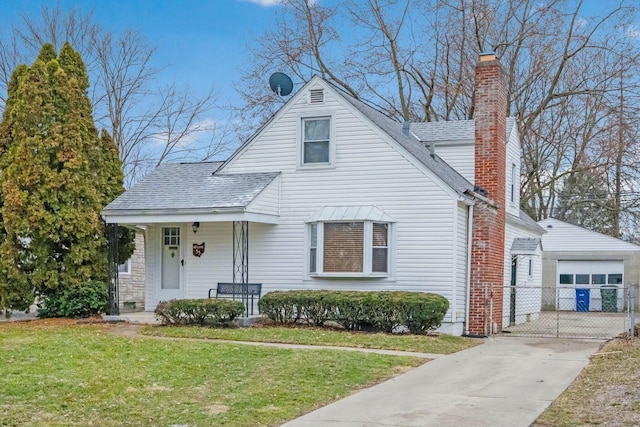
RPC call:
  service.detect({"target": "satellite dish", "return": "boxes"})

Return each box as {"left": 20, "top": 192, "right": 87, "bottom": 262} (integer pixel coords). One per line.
{"left": 269, "top": 72, "right": 293, "bottom": 97}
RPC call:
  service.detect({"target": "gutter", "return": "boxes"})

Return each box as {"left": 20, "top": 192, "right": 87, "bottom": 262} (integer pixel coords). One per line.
{"left": 102, "top": 206, "right": 247, "bottom": 218}
{"left": 464, "top": 189, "right": 498, "bottom": 209}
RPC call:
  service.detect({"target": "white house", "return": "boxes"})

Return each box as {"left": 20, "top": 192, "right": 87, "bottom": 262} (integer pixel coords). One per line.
{"left": 102, "top": 53, "right": 544, "bottom": 336}
{"left": 538, "top": 218, "right": 640, "bottom": 312}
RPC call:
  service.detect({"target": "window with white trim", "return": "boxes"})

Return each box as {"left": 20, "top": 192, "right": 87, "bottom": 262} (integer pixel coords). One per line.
{"left": 118, "top": 259, "right": 131, "bottom": 275}
{"left": 309, "top": 223, "right": 318, "bottom": 273}
{"left": 308, "top": 221, "right": 390, "bottom": 276}
{"left": 302, "top": 117, "right": 331, "bottom": 164}
{"left": 510, "top": 163, "right": 517, "bottom": 203}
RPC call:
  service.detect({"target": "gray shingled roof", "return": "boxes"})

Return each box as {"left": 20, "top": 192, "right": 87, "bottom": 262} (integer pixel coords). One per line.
{"left": 518, "top": 210, "right": 544, "bottom": 231}
{"left": 511, "top": 237, "right": 542, "bottom": 254}
{"left": 102, "top": 162, "right": 279, "bottom": 213}
{"left": 327, "top": 82, "right": 474, "bottom": 197}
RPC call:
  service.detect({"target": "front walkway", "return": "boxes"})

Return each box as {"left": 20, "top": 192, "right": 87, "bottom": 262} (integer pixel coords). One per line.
{"left": 106, "top": 311, "right": 160, "bottom": 324}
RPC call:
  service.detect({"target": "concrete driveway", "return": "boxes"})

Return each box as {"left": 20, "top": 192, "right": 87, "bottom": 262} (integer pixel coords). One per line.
{"left": 503, "top": 311, "right": 628, "bottom": 339}
{"left": 281, "top": 336, "right": 603, "bottom": 427}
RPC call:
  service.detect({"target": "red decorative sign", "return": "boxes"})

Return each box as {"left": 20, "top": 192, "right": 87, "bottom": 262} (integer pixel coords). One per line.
{"left": 193, "top": 242, "right": 205, "bottom": 257}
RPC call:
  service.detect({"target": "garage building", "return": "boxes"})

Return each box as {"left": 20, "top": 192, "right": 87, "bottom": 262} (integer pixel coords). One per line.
{"left": 538, "top": 218, "right": 640, "bottom": 311}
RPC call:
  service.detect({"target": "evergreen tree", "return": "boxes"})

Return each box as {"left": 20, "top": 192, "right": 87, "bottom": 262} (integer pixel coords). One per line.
{"left": 0, "top": 43, "right": 131, "bottom": 314}
{"left": 555, "top": 166, "right": 617, "bottom": 236}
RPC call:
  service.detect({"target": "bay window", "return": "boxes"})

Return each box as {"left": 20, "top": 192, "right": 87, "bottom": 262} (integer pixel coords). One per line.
{"left": 308, "top": 221, "right": 390, "bottom": 276}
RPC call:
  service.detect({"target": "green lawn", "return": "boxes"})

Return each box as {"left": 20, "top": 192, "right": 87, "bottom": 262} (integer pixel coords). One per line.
{"left": 141, "top": 324, "right": 479, "bottom": 354}
{"left": 0, "top": 320, "right": 423, "bottom": 427}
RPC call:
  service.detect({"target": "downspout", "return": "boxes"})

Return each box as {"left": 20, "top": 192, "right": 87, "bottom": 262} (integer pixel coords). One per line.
{"left": 465, "top": 204, "right": 474, "bottom": 336}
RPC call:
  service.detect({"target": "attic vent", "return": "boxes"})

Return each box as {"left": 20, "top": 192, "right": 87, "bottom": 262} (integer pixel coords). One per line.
{"left": 310, "top": 89, "right": 324, "bottom": 104}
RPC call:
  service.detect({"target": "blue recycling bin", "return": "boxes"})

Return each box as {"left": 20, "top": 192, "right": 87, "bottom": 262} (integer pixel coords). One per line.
{"left": 575, "top": 288, "right": 590, "bottom": 312}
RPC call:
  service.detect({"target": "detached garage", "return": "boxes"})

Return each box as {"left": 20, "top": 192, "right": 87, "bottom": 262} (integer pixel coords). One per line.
{"left": 538, "top": 218, "right": 640, "bottom": 311}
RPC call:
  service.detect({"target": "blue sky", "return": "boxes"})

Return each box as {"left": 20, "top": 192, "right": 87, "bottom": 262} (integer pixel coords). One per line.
{"left": 0, "top": 0, "right": 283, "bottom": 105}
{"left": 0, "top": 0, "right": 626, "bottom": 120}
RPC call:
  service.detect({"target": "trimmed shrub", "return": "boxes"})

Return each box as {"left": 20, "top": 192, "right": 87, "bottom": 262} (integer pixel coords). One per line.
{"left": 259, "top": 290, "right": 449, "bottom": 334}
{"left": 258, "top": 290, "right": 337, "bottom": 326}
{"left": 154, "top": 299, "right": 245, "bottom": 326}
{"left": 37, "top": 281, "right": 108, "bottom": 318}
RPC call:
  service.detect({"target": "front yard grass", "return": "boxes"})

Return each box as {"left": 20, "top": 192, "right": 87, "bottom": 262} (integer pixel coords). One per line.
{"left": 0, "top": 320, "right": 423, "bottom": 427}
{"left": 533, "top": 337, "right": 640, "bottom": 427}
{"left": 141, "top": 323, "right": 480, "bottom": 354}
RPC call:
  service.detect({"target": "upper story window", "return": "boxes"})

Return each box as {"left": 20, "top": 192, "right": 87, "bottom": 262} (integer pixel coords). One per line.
{"left": 302, "top": 117, "right": 331, "bottom": 164}
{"left": 510, "top": 163, "right": 517, "bottom": 203}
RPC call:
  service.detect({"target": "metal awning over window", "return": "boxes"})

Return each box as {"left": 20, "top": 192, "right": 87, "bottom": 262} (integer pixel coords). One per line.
{"left": 511, "top": 237, "right": 542, "bottom": 255}
{"left": 306, "top": 206, "right": 396, "bottom": 223}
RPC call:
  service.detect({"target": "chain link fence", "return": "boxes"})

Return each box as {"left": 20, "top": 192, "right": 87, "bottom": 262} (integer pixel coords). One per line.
{"left": 500, "top": 284, "right": 637, "bottom": 339}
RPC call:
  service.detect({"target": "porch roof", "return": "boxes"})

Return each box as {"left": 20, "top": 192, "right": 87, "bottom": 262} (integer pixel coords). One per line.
{"left": 102, "top": 162, "right": 280, "bottom": 224}
{"left": 511, "top": 237, "right": 542, "bottom": 255}
{"left": 305, "top": 205, "right": 396, "bottom": 223}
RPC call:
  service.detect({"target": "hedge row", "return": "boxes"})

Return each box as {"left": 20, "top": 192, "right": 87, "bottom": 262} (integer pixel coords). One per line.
{"left": 155, "top": 299, "right": 245, "bottom": 326}
{"left": 258, "top": 290, "right": 449, "bottom": 334}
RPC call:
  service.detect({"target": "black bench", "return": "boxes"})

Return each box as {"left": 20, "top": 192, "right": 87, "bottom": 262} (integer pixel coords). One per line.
{"left": 209, "top": 282, "right": 262, "bottom": 315}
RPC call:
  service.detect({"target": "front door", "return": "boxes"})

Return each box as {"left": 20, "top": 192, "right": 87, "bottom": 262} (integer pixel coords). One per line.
{"left": 159, "top": 226, "right": 183, "bottom": 300}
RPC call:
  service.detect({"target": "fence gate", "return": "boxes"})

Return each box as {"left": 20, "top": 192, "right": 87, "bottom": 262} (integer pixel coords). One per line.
{"left": 500, "top": 285, "right": 636, "bottom": 339}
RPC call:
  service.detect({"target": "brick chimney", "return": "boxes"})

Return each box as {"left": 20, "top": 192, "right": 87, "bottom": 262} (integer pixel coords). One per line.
{"left": 468, "top": 52, "right": 507, "bottom": 336}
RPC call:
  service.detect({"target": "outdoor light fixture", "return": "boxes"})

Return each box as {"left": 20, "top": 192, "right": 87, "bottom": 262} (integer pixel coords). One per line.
{"left": 192, "top": 222, "right": 200, "bottom": 234}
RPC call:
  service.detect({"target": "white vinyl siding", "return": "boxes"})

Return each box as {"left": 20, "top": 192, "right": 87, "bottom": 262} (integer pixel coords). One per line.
{"left": 454, "top": 202, "right": 469, "bottom": 324}
{"left": 539, "top": 218, "right": 640, "bottom": 252}
{"left": 222, "top": 81, "right": 462, "bottom": 322}
{"left": 144, "top": 225, "right": 158, "bottom": 310}
{"left": 502, "top": 217, "right": 543, "bottom": 325}
{"left": 247, "top": 175, "right": 280, "bottom": 216}
{"left": 505, "top": 124, "right": 521, "bottom": 217}
{"left": 426, "top": 120, "right": 522, "bottom": 218}
{"left": 432, "top": 143, "right": 474, "bottom": 182}
{"left": 183, "top": 222, "right": 234, "bottom": 300}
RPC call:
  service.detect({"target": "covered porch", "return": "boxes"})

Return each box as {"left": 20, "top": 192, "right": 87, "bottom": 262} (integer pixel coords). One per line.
{"left": 101, "top": 162, "right": 281, "bottom": 316}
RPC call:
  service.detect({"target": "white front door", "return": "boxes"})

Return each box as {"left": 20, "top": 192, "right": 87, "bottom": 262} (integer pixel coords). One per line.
{"left": 158, "top": 226, "right": 183, "bottom": 301}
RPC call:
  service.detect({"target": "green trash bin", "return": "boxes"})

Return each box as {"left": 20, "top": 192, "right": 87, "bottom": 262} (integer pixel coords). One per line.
{"left": 600, "top": 285, "right": 618, "bottom": 312}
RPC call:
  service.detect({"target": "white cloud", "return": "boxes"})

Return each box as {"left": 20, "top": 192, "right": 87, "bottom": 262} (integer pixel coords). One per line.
{"left": 624, "top": 24, "right": 640, "bottom": 39}
{"left": 150, "top": 118, "right": 220, "bottom": 148}
{"left": 241, "top": 0, "right": 284, "bottom": 7}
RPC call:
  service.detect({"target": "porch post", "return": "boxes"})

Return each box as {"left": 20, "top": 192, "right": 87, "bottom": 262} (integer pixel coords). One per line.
{"left": 107, "top": 223, "right": 120, "bottom": 315}
{"left": 233, "top": 221, "right": 249, "bottom": 284}
{"left": 233, "top": 221, "right": 249, "bottom": 315}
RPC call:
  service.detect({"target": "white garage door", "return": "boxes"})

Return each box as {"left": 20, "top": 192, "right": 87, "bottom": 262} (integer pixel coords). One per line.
{"left": 557, "top": 260, "right": 623, "bottom": 311}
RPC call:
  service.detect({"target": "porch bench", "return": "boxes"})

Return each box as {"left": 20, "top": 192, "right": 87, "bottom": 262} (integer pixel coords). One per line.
{"left": 208, "top": 282, "right": 262, "bottom": 315}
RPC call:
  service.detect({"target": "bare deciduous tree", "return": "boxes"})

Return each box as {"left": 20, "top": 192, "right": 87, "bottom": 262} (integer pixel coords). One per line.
{"left": 0, "top": 5, "right": 234, "bottom": 187}
{"left": 238, "top": 0, "right": 640, "bottom": 238}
